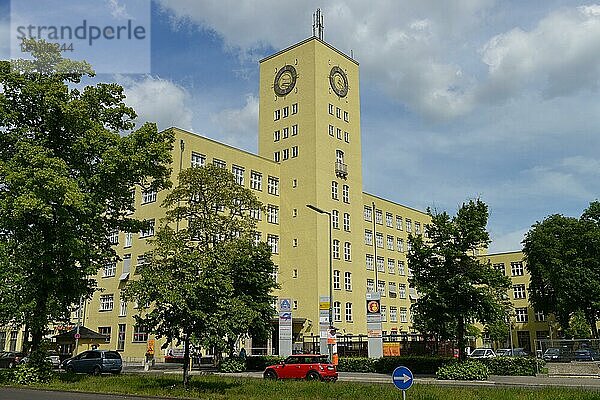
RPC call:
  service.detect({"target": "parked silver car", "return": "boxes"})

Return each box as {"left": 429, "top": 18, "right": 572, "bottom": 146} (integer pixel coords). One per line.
{"left": 468, "top": 348, "right": 496, "bottom": 359}
{"left": 61, "top": 350, "right": 122, "bottom": 375}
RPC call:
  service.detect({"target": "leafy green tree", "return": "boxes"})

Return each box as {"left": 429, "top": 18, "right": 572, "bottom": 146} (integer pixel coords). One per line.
{"left": 0, "top": 39, "right": 173, "bottom": 354}
{"left": 484, "top": 319, "right": 510, "bottom": 348}
{"left": 564, "top": 310, "right": 592, "bottom": 339}
{"left": 523, "top": 201, "right": 600, "bottom": 337}
{"left": 408, "top": 199, "right": 511, "bottom": 360}
{"left": 124, "top": 164, "right": 277, "bottom": 386}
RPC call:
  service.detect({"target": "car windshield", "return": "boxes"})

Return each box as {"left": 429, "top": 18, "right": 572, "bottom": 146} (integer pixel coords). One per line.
{"left": 471, "top": 349, "right": 486, "bottom": 356}
{"left": 545, "top": 348, "right": 559, "bottom": 355}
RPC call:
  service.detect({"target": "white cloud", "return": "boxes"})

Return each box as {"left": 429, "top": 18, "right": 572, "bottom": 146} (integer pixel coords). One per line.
{"left": 120, "top": 76, "right": 194, "bottom": 131}
{"left": 561, "top": 156, "right": 600, "bottom": 176}
{"left": 106, "top": 0, "right": 132, "bottom": 20}
{"left": 210, "top": 94, "right": 258, "bottom": 149}
{"left": 489, "top": 228, "right": 528, "bottom": 253}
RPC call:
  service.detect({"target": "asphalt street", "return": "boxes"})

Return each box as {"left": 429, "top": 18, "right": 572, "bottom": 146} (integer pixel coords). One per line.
{"left": 0, "top": 387, "right": 160, "bottom": 400}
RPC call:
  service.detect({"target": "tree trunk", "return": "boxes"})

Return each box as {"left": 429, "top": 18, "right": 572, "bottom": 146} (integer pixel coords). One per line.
{"left": 182, "top": 334, "right": 190, "bottom": 388}
{"left": 457, "top": 317, "right": 466, "bottom": 361}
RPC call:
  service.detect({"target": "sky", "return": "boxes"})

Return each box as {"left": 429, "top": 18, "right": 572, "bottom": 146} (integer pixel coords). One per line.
{"left": 1, "top": 1, "right": 599, "bottom": 253}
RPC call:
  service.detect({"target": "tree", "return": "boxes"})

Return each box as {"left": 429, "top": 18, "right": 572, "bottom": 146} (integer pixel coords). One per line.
{"left": 564, "top": 310, "right": 592, "bottom": 339}
{"left": 484, "top": 319, "right": 510, "bottom": 348}
{"left": 408, "top": 199, "right": 511, "bottom": 360}
{"left": 124, "top": 164, "right": 278, "bottom": 387}
{"left": 0, "top": 39, "right": 173, "bottom": 353}
{"left": 523, "top": 201, "right": 600, "bottom": 337}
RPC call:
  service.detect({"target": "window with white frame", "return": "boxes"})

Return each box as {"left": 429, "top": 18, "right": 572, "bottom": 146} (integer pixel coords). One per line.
{"left": 267, "top": 205, "right": 279, "bottom": 224}
{"left": 535, "top": 310, "right": 546, "bottom": 322}
{"left": 132, "top": 325, "right": 148, "bottom": 342}
{"left": 386, "top": 213, "right": 393, "bottom": 227}
{"left": 249, "top": 208, "right": 261, "bottom": 220}
{"left": 100, "top": 294, "right": 114, "bottom": 311}
{"left": 344, "top": 132, "right": 349, "bottom": 143}
{"left": 399, "top": 308, "right": 407, "bottom": 323}
{"left": 344, "top": 272, "right": 352, "bottom": 291}
{"left": 331, "top": 181, "right": 339, "bottom": 200}
{"left": 250, "top": 171, "right": 262, "bottom": 190}
{"left": 282, "top": 148, "right": 289, "bottom": 160}
{"left": 281, "top": 127, "right": 288, "bottom": 139}
{"left": 376, "top": 233, "right": 383, "bottom": 248}
{"left": 274, "top": 109, "right": 280, "bottom": 120}
{"left": 328, "top": 103, "right": 334, "bottom": 115}
{"left": 98, "top": 326, "right": 111, "bottom": 342}
{"left": 292, "top": 124, "right": 298, "bottom": 136}
{"left": 375, "top": 209, "right": 383, "bottom": 224}
{"left": 329, "top": 124, "right": 334, "bottom": 136}
{"left": 366, "top": 254, "right": 374, "bottom": 270}
{"left": 389, "top": 282, "right": 397, "bottom": 298}
{"left": 336, "top": 128, "right": 342, "bottom": 139}
{"left": 254, "top": 232, "right": 261, "bottom": 244}
{"left": 283, "top": 106, "right": 289, "bottom": 118}
{"left": 397, "top": 238, "right": 404, "bottom": 252}
{"left": 396, "top": 215, "right": 403, "bottom": 230}
{"left": 292, "top": 103, "right": 298, "bottom": 114}
{"left": 191, "top": 152, "right": 205, "bottom": 167}
{"left": 108, "top": 230, "right": 119, "bottom": 245}
{"left": 124, "top": 232, "right": 132, "bottom": 248}
{"left": 493, "top": 263, "right": 505, "bottom": 275}
{"left": 119, "top": 299, "right": 127, "bottom": 317}
{"left": 291, "top": 146, "right": 298, "bottom": 158}
{"left": 142, "top": 189, "right": 157, "bottom": 204}
{"left": 511, "top": 262, "right": 524, "bottom": 276}
{"left": 388, "top": 259, "right": 395, "bottom": 274}
{"left": 343, "top": 111, "right": 349, "bottom": 122}
{"left": 387, "top": 235, "right": 394, "bottom": 250}
{"left": 406, "top": 219, "right": 412, "bottom": 232}
{"left": 515, "top": 307, "right": 528, "bottom": 322}
{"left": 344, "top": 242, "right": 351, "bottom": 261}
{"left": 332, "top": 240, "right": 340, "bottom": 259}
{"left": 390, "top": 306, "right": 398, "bottom": 322}
{"left": 376, "top": 256, "right": 384, "bottom": 272}
{"left": 274, "top": 130, "right": 280, "bottom": 141}
{"left": 364, "top": 206, "right": 372, "bottom": 221}
{"left": 381, "top": 306, "right": 387, "bottom": 322}
{"left": 267, "top": 235, "right": 279, "bottom": 254}
{"left": 415, "top": 222, "right": 421, "bottom": 235}
{"left": 367, "top": 279, "right": 374, "bottom": 293}
{"left": 268, "top": 177, "right": 279, "bottom": 195}
{"left": 407, "top": 241, "right": 412, "bottom": 252}
{"left": 332, "top": 210, "right": 339, "bottom": 229}
{"left": 274, "top": 152, "right": 280, "bottom": 162}
{"left": 399, "top": 284, "right": 406, "bottom": 299}
{"left": 342, "top": 185, "right": 349, "bottom": 203}
{"left": 103, "top": 262, "right": 116, "bottom": 278}
{"left": 333, "top": 301, "right": 341, "bottom": 322}
{"left": 365, "top": 230, "right": 373, "bottom": 245}
{"left": 333, "top": 270, "right": 341, "bottom": 290}
{"left": 398, "top": 260, "right": 405, "bottom": 275}
{"left": 336, "top": 149, "right": 344, "bottom": 163}
{"left": 232, "top": 165, "right": 244, "bottom": 185}
{"left": 343, "top": 213, "right": 350, "bottom": 231}
{"left": 513, "top": 284, "right": 526, "bottom": 299}
{"left": 336, "top": 107, "right": 341, "bottom": 119}
{"left": 377, "top": 280, "right": 385, "bottom": 296}
{"left": 213, "top": 159, "right": 226, "bottom": 169}
{"left": 140, "top": 219, "right": 155, "bottom": 238}
{"left": 345, "top": 302, "right": 353, "bottom": 322}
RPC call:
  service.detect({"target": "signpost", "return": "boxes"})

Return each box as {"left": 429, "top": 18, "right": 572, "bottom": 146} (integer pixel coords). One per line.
{"left": 392, "top": 366, "right": 414, "bottom": 400}
{"left": 366, "top": 292, "right": 383, "bottom": 358}
{"left": 279, "top": 298, "right": 293, "bottom": 357}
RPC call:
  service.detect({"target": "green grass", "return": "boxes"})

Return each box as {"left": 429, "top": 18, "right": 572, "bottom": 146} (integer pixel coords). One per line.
{"left": 3, "top": 373, "right": 600, "bottom": 400}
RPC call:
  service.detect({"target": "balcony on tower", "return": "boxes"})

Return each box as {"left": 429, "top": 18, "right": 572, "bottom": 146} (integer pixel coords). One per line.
{"left": 335, "top": 161, "right": 348, "bottom": 178}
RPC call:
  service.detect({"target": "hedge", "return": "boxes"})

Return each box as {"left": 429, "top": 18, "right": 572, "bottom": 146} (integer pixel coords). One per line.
{"left": 337, "top": 357, "right": 376, "bottom": 373}
{"left": 338, "top": 356, "right": 455, "bottom": 375}
{"left": 480, "top": 357, "right": 545, "bottom": 376}
{"left": 245, "top": 355, "right": 284, "bottom": 371}
{"left": 436, "top": 360, "right": 489, "bottom": 380}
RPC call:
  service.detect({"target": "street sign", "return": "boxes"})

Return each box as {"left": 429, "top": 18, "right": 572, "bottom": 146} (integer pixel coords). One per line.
{"left": 392, "top": 366, "right": 414, "bottom": 391}
{"left": 74, "top": 333, "right": 81, "bottom": 339}
{"left": 279, "top": 298, "right": 291, "bottom": 312}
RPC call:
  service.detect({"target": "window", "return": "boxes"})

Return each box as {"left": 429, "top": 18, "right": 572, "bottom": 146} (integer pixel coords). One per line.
{"left": 336, "top": 107, "right": 341, "bottom": 119}
{"left": 344, "top": 242, "right": 351, "bottom": 261}
{"left": 332, "top": 210, "right": 339, "bottom": 229}
{"left": 399, "top": 284, "right": 406, "bottom": 299}
{"left": 387, "top": 235, "right": 394, "bottom": 250}
{"left": 274, "top": 109, "right": 280, "bottom": 120}
{"left": 331, "top": 181, "right": 339, "bottom": 200}
{"left": 274, "top": 151, "right": 280, "bottom": 162}
{"left": 388, "top": 258, "right": 395, "bottom": 274}
{"left": 329, "top": 124, "right": 334, "bottom": 136}
{"left": 376, "top": 256, "right": 384, "bottom": 272}
{"left": 381, "top": 306, "right": 387, "bottom": 322}
{"left": 377, "top": 280, "right": 385, "bottom": 296}
{"left": 367, "top": 279, "right": 374, "bottom": 292}
{"left": 345, "top": 303, "right": 353, "bottom": 322}
{"left": 267, "top": 235, "right": 279, "bottom": 254}
{"left": 124, "top": 232, "right": 132, "bottom": 248}
{"left": 390, "top": 307, "right": 398, "bottom": 322}
{"left": 513, "top": 284, "right": 526, "bottom": 299}
{"left": 333, "top": 302, "right": 341, "bottom": 322}
{"left": 291, "top": 103, "right": 298, "bottom": 114}
{"left": 406, "top": 219, "right": 412, "bottom": 232}
{"left": 117, "top": 324, "right": 126, "bottom": 351}
{"left": 511, "top": 262, "right": 524, "bottom": 276}
{"left": 119, "top": 299, "right": 127, "bottom": 317}
{"left": 291, "top": 146, "right": 298, "bottom": 158}
{"left": 493, "top": 263, "right": 505, "bottom": 275}
{"left": 342, "top": 185, "right": 349, "bottom": 203}
{"left": 365, "top": 230, "right": 373, "bottom": 245}
{"left": 140, "top": 219, "right": 155, "bottom": 238}
{"left": 103, "top": 262, "right": 116, "bottom": 278}
{"left": 343, "top": 111, "right": 348, "bottom": 122}
{"left": 336, "top": 149, "right": 344, "bottom": 164}
{"left": 292, "top": 124, "right": 298, "bottom": 136}
{"left": 415, "top": 222, "right": 421, "bottom": 235}
{"left": 364, "top": 206, "right": 372, "bottom": 221}
{"left": 292, "top": 238, "right": 298, "bottom": 247}
{"left": 336, "top": 128, "right": 342, "bottom": 139}
{"left": 108, "top": 230, "right": 119, "bottom": 245}
{"left": 213, "top": 158, "right": 226, "bottom": 169}
{"left": 375, "top": 209, "right": 383, "bottom": 224}
{"left": 396, "top": 216, "right": 403, "bottom": 230}
{"left": 98, "top": 327, "right": 111, "bottom": 343}
{"left": 254, "top": 232, "right": 261, "bottom": 244}
{"left": 191, "top": 152, "right": 205, "bottom": 167}
{"left": 376, "top": 233, "right": 383, "bottom": 248}
{"left": 249, "top": 208, "right": 261, "bottom": 220}
{"left": 142, "top": 189, "right": 157, "bottom": 204}
{"left": 100, "top": 294, "right": 114, "bottom": 311}
{"left": 535, "top": 311, "right": 546, "bottom": 322}
{"left": 282, "top": 148, "right": 289, "bottom": 160}
{"left": 332, "top": 239, "right": 340, "bottom": 259}
{"left": 399, "top": 308, "right": 408, "bottom": 323}
{"left": 283, "top": 106, "right": 289, "bottom": 118}
{"left": 515, "top": 307, "right": 528, "bottom": 323}
{"left": 366, "top": 254, "right": 374, "bottom": 270}
{"left": 274, "top": 130, "right": 280, "bottom": 141}
{"left": 386, "top": 213, "right": 393, "bottom": 227}
{"left": 344, "top": 132, "right": 349, "bottom": 143}
{"left": 250, "top": 171, "right": 262, "bottom": 190}
{"left": 344, "top": 272, "right": 352, "bottom": 291}
{"left": 283, "top": 127, "right": 289, "bottom": 139}
{"left": 133, "top": 325, "right": 148, "bottom": 343}
{"left": 398, "top": 260, "right": 405, "bottom": 275}
{"left": 397, "top": 238, "right": 404, "bottom": 252}
{"left": 267, "top": 205, "right": 279, "bottom": 224}
{"left": 232, "top": 165, "right": 244, "bottom": 185}
{"left": 389, "top": 282, "right": 397, "bottom": 298}
{"left": 343, "top": 213, "right": 350, "bottom": 231}
{"left": 328, "top": 103, "right": 334, "bottom": 115}
{"left": 268, "top": 177, "right": 279, "bottom": 195}
{"left": 407, "top": 241, "right": 412, "bottom": 252}
{"left": 292, "top": 269, "right": 298, "bottom": 278}
{"left": 333, "top": 270, "right": 341, "bottom": 290}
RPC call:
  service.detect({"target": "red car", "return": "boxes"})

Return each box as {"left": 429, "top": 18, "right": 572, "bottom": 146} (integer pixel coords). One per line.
{"left": 263, "top": 354, "right": 337, "bottom": 381}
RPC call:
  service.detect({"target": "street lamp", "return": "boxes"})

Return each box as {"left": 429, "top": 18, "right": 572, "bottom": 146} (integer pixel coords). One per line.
{"left": 306, "top": 204, "right": 333, "bottom": 362}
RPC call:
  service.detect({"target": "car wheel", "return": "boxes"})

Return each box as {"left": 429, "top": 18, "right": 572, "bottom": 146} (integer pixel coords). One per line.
{"left": 92, "top": 366, "right": 101, "bottom": 376}
{"left": 263, "top": 370, "right": 277, "bottom": 380}
{"left": 111, "top": 369, "right": 122, "bottom": 375}
{"left": 306, "top": 371, "right": 321, "bottom": 381}
{"left": 65, "top": 365, "right": 74, "bottom": 373}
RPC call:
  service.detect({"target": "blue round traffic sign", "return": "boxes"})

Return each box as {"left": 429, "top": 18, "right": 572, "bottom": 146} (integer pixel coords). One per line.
{"left": 392, "top": 366, "right": 414, "bottom": 391}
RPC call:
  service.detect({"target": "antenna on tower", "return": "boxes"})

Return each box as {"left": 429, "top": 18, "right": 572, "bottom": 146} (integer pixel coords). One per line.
{"left": 313, "top": 8, "right": 324, "bottom": 40}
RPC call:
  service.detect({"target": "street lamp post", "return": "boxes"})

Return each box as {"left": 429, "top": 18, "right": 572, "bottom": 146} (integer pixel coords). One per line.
{"left": 306, "top": 204, "right": 333, "bottom": 362}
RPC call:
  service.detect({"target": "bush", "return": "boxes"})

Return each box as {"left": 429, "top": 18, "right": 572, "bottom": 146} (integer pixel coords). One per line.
{"left": 480, "top": 357, "right": 544, "bottom": 376}
{"left": 245, "top": 355, "right": 284, "bottom": 371}
{"left": 218, "top": 356, "right": 246, "bottom": 373}
{"left": 13, "top": 345, "right": 54, "bottom": 385}
{"left": 436, "top": 360, "right": 489, "bottom": 381}
{"left": 374, "top": 356, "right": 455, "bottom": 375}
{"left": 337, "top": 357, "right": 376, "bottom": 373}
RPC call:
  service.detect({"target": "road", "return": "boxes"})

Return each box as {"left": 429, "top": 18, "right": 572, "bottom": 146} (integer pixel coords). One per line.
{"left": 0, "top": 387, "right": 160, "bottom": 400}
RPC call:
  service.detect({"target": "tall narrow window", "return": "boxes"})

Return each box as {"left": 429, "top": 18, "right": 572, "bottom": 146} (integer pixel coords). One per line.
{"left": 232, "top": 165, "right": 244, "bottom": 185}
{"left": 332, "top": 240, "right": 340, "bottom": 259}
{"left": 342, "top": 185, "right": 349, "bottom": 203}
{"left": 331, "top": 210, "right": 339, "bottom": 229}
{"left": 331, "top": 181, "right": 339, "bottom": 200}
{"left": 333, "top": 270, "right": 340, "bottom": 290}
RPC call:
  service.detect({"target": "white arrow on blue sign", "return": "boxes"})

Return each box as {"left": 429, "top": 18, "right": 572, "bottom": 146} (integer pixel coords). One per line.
{"left": 392, "top": 366, "right": 414, "bottom": 391}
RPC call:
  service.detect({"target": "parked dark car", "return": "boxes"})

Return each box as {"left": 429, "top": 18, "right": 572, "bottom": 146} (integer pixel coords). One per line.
{"left": 263, "top": 354, "right": 337, "bottom": 381}
{"left": 19, "top": 351, "right": 61, "bottom": 369}
{"left": 574, "top": 348, "right": 599, "bottom": 361}
{"left": 0, "top": 352, "right": 26, "bottom": 368}
{"left": 543, "top": 347, "right": 573, "bottom": 362}
{"left": 61, "top": 350, "right": 122, "bottom": 375}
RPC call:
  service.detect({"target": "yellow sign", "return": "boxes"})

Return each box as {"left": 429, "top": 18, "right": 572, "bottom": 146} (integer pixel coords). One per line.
{"left": 146, "top": 339, "right": 155, "bottom": 355}
{"left": 319, "top": 301, "right": 330, "bottom": 310}
{"left": 383, "top": 342, "right": 401, "bottom": 357}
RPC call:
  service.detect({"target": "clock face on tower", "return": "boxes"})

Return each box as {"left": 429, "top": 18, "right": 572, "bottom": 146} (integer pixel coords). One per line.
{"left": 329, "top": 66, "right": 348, "bottom": 97}
{"left": 274, "top": 65, "right": 297, "bottom": 96}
